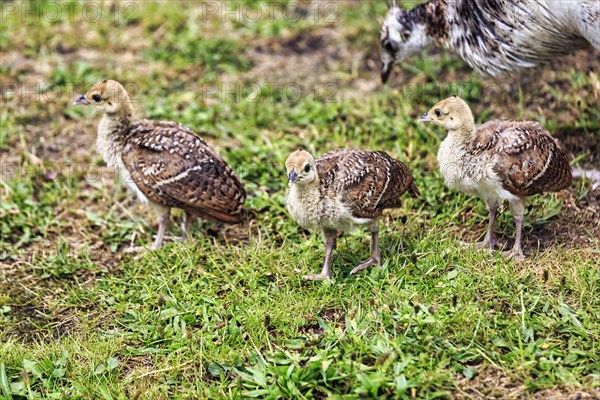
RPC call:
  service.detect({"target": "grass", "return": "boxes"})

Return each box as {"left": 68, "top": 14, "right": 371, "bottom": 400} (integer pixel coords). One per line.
{"left": 1, "top": 1, "right": 599, "bottom": 399}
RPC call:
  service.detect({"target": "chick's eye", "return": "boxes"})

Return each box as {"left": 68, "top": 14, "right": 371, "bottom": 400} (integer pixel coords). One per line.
{"left": 303, "top": 164, "right": 310, "bottom": 173}
{"left": 434, "top": 109, "right": 442, "bottom": 118}
{"left": 91, "top": 94, "right": 102, "bottom": 102}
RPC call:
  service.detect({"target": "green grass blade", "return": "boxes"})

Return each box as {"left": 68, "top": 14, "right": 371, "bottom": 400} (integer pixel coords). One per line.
{"left": 0, "top": 363, "right": 13, "bottom": 400}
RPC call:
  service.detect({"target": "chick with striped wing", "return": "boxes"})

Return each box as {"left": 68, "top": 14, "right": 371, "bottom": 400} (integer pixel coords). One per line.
{"left": 74, "top": 80, "right": 246, "bottom": 250}
{"left": 419, "top": 96, "right": 572, "bottom": 258}
{"left": 285, "top": 149, "right": 419, "bottom": 280}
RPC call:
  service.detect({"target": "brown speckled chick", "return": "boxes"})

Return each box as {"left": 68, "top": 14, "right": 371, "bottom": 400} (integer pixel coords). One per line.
{"left": 74, "top": 80, "right": 246, "bottom": 250}
{"left": 419, "top": 96, "right": 572, "bottom": 259}
{"left": 285, "top": 149, "right": 419, "bottom": 280}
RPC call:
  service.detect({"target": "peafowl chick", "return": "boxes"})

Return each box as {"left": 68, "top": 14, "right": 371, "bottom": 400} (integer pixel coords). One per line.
{"left": 419, "top": 96, "right": 572, "bottom": 259}
{"left": 285, "top": 149, "right": 419, "bottom": 280}
{"left": 74, "top": 80, "right": 246, "bottom": 250}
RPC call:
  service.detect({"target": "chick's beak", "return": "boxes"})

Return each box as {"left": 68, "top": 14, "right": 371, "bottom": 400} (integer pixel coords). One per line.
{"left": 418, "top": 112, "right": 433, "bottom": 122}
{"left": 73, "top": 95, "right": 89, "bottom": 105}
{"left": 288, "top": 169, "right": 299, "bottom": 187}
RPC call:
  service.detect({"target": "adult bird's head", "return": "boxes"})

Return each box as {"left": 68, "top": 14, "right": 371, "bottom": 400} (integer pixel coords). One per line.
{"left": 73, "top": 79, "right": 131, "bottom": 114}
{"left": 380, "top": 1, "right": 432, "bottom": 84}
{"left": 285, "top": 150, "right": 317, "bottom": 188}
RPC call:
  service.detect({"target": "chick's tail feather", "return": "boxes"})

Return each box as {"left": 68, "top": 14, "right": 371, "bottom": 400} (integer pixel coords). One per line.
{"left": 187, "top": 207, "right": 249, "bottom": 225}
{"left": 408, "top": 181, "right": 421, "bottom": 198}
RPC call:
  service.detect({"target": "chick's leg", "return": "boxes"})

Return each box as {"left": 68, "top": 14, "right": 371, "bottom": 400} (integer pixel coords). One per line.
{"left": 304, "top": 229, "right": 337, "bottom": 281}
{"left": 151, "top": 206, "right": 170, "bottom": 250}
{"left": 482, "top": 204, "right": 498, "bottom": 250}
{"left": 351, "top": 220, "right": 381, "bottom": 275}
{"left": 460, "top": 204, "right": 499, "bottom": 251}
{"left": 503, "top": 198, "right": 526, "bottom": 260}
{"left": 179, "top": 212, "right": 195, "bottom": 241}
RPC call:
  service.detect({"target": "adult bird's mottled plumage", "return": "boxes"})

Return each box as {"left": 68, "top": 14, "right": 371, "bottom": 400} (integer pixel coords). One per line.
{"left": 379, "top": 0, "right": 600, "bottom": 82}
{"left": 419, "top": 96, "right": 572, "bottom": 259}
{"left": 74, "top": 80, "right": 246, "bottom": 250}
{"left": 285, "top": 149, "right": 419, "bottom": 280}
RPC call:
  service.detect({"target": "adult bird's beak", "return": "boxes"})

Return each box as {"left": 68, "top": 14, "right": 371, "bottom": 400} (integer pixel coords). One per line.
{"left": 288, "top": 170, "right": 299, "bottom": 187}
{"left": 381, "top": 61, "right": 393, "bottom": 84}
{"left": 418, "top": 112, "right": 433, "bottom": 122}
{"left": 73, "top": 95, "right": 89, "bottom": 105}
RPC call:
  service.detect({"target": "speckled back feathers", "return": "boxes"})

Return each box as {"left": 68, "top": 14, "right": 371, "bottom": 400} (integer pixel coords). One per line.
{"left": 474, "top": 120, "right": 572, "bottom": 196}
{"left": 122, "top": 120, "right": 246, "bottom": 223}
{"left": 317, "top": 149, "right": 419, "bottom": 219}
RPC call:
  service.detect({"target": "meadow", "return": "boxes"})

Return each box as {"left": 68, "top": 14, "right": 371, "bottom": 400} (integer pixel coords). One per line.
{"left": 0, "top": 1, "right": 599, "bottom": 398}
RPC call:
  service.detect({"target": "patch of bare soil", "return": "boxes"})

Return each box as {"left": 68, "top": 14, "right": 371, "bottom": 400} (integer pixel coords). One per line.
{"left": 320, "top": 307, "right": 345, "bottom": 325}
{"left": 268, "top": 29, "right": 334, "bottom": 56}
{"left": 240, "top": 25, "right": 384, "bottom": 99}
{"left": 244, "top": 27, "right": 345, "bottom": 84}
{"left": 216, "top": 216, "right": 263, "bottom": 245}
{"left": 456, "top": 184, "right": 600, "bottom": 258}
{"left": 299, "top": 320, "right": 324, "bottom": 336}
{"left": 554, "top": 126, "right": 600, "bottom": 168}
{"left": 454, "top": 365, "right": 600, "bottom": 399}
{"left": 5, "top": 303, "right": 84, "bottom": 341}
{"left": 300, "top": 307, "right": 345, "bottom": 335}
{"left": 525, "top": 186, "right": 600, "bottom": 251}
{"left": 0, "top": 271, "right": 108, "bottom": 342}
{"left": 2, "top": 120, "right": 99, "bottom": 168}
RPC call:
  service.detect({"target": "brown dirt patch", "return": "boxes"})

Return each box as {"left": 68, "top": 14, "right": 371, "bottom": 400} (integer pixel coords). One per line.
{"left": 299, "top": 319, "right": 324, "bottom": 336}
{"left": 527, "top": 186, "right": 600, "bottom": 250}
{"left": 244, "top": 27, "right": 346, "bottom": 85}
{"left": 264, "top": 29, "right": 333, "bottom": 56}
{"left": 455, "top": 183, "right": 599, "bottom": 257}
{"left": 554, "top": 126, "right": 600, "bottom": 168}
{"left": 320, "top": 307, "right": 345, "bottom": 324}
{"left": 300, "top": 307, "right": 345, "bottom": 336}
